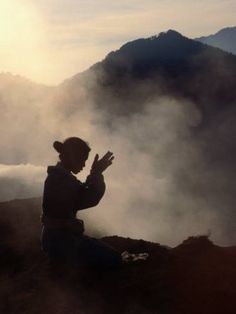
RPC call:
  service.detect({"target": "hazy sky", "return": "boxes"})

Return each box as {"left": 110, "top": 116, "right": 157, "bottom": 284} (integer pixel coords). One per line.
{"left": 0, "top": 0, "right": 235, "bottom": 84}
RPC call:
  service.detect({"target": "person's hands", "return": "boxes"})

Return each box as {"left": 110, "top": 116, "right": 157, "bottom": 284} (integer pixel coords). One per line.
{"left": 90, "top": 151, "right": 114, "bottom": 174}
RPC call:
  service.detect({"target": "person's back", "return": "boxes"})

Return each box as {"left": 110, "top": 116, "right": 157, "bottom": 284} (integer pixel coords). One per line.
{"left": 43, "top": 161, "right": 105, "bottom": 219}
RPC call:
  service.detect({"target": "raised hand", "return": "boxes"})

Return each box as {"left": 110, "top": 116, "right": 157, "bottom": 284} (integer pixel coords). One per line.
{"left": 90, "top": 151, "right": 114, "bottom": 174}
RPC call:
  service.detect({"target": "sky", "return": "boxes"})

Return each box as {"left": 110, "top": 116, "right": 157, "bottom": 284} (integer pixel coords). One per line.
{"left": 0, "top": 0, "right": 235, "bottom": 84}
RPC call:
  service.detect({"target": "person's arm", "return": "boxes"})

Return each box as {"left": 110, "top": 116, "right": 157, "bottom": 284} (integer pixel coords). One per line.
{"left": 75, "top": 151, "right": 114, "bottom": 211}
{"left": 75, "top": 172, "right": 106, "bottom": 210}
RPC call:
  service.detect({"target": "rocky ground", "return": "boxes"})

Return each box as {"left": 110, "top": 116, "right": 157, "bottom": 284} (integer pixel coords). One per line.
{"left": 0, "top": 198, "right": 235, "bottom": 314}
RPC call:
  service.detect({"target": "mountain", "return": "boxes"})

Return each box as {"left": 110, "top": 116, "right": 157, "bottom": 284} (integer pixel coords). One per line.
{"left": 0, "top": 72, "right": 51, "bottom": 104}
{"left": 62, "top": 29, "right": 236, "bottom": 168}
{"left": 0, "top": 197, "right": 235, "bottom": 314}
{"left": 63, "top": 30, "right": 236, "bottom": 119}
{"left": 195, "top": 26, "right": 236, "bottom": 55}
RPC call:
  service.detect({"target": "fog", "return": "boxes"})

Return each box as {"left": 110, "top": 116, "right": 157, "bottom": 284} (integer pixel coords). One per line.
{"left": 0, "top": 70, "right": 235, "bottom": 247}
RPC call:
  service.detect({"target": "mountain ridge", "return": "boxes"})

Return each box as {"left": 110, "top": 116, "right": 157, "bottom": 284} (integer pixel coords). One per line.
{"left": 62, "top": 28, "right": 236, "bottom": 121}
{"left": 0, "top": 29, "right": 235, "bottom": 87}
{"left": 195, "top": 26, "right": 236, "bottom": 55}
{"left": 67, "top": 29, "right": 235, "bottom": 86}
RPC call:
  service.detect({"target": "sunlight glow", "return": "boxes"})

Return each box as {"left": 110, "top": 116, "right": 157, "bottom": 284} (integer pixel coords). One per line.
{"left": 0, "top": 1, "right": 48, "bottom": 83}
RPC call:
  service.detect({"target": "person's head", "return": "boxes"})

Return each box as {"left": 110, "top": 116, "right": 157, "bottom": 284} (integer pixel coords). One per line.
{"left": 53, "top": 137, "right": 91, "bottom": 174}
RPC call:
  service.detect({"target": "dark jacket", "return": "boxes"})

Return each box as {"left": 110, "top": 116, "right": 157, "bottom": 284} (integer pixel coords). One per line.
{"left": 42, "top": 162, "right": 106, "bottom": 220}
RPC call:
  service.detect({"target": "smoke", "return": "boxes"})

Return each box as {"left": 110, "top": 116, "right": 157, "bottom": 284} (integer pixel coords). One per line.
{"left": 0, "top": 71, "right": 235, "bottom": 246}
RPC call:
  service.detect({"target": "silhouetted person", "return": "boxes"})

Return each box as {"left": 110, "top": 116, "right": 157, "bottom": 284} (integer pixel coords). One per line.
{"left": 41, "top": 137, "right": 123, "bottom": 269}
{"left": 41, "top": 137, "right": 148, "bottom": 270}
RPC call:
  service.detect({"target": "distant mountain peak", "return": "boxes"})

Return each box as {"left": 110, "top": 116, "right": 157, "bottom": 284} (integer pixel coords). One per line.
{"left": 216, "top": 26, "right": 236, "bottom": 35}
{"left": 0, "top": 71, "right": 48, "bottom": 88}
{"left": 103, "top": 29, "right": 196, "bottom": 63}
{"left": 118, "top": 29, "right": 186, "bottom": 50}
{"left": 196, "top": 26, "right": 236, "bottom": 40}
{"left": 195, "top": 26, "right": 236, "bottom": 55}
{"left": 158, "top": 29, "right": 185, "bottom": 38}
{"left": 67, "top": 28, "right": 236, "bottom": 89}
{"left": 99, "top": 29, "right": 211, "bottom": 75}
{"left": 140, "top": 30, "right": 184, "bottom": 43}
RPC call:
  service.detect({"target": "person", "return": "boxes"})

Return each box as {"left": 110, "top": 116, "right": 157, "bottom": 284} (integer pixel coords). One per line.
{"left": 41, "top": 137, "right": 148, "bottom": 270}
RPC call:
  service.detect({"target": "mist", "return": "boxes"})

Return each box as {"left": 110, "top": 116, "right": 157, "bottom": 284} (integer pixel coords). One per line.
{"left": 0, "top": 69, "right": 235, "bottom": 247}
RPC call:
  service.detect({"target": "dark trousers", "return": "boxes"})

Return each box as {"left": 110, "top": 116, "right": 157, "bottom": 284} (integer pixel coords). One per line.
{"left": 41, "top": 227, "right": 122, "bottom": 270}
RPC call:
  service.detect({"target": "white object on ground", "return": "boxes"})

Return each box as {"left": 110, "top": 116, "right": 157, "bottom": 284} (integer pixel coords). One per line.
{"left": 121, "top": 251, "right": 149, "bottom": 263}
